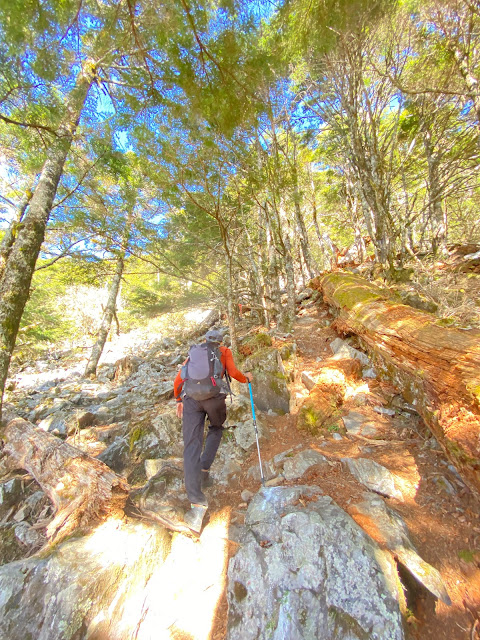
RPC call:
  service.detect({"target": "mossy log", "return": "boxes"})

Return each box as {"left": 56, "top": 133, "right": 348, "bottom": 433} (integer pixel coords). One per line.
{"left": 315, "top": 272, "right": 480, "bottom": 493}
{"left": 2, "top": 416, "right": 129, "bottom": 542}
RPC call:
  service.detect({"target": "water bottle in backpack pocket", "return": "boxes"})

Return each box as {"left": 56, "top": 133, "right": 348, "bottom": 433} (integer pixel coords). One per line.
{"left": 181, "top": 343, "right": 226, "bottom": 401}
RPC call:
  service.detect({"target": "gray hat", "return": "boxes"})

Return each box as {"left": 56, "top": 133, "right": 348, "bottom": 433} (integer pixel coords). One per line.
{"left": 205, "top": 329, "right": 223, "bottom": 343}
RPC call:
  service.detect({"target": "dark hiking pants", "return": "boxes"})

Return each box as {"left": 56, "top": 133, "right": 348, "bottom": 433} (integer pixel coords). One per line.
{"left": 182, "top": 394, "right": 227, "bottom": 505}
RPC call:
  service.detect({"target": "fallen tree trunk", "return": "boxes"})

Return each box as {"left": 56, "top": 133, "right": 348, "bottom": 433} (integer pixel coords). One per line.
{"left": 2, "top": 416, "right": 129, "bottom": 542}
{"left": 314, "top": 272, "right": 480, "bottom": 494}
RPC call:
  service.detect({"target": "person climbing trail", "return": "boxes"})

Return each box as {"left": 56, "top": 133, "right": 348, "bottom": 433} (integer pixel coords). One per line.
{"left": 174, "top": 328, "right": 253, "bottom": 533}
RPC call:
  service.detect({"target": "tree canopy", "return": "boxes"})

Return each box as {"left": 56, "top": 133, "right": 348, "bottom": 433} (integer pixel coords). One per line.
{"left": 1, "top": 0, "right": 479, "bottom": 401}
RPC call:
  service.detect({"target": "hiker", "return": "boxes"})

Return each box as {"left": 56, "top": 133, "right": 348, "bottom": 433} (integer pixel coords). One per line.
{"left": 174, "top": 329, "right": 253, "bottom": 533}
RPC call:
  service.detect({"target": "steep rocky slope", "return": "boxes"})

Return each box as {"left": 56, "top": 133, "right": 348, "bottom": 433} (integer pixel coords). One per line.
{"left": 0, "top": 298, "right": 479, "bottom": 640}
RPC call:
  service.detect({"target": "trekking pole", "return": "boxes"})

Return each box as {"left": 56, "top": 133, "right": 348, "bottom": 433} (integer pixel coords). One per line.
{"left": 248, "top": 382, "right": 265, "bottom": 487}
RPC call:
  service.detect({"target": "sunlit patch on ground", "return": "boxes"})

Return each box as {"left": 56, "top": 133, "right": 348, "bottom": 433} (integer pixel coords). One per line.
{"left": 135, "top": 507, "right": 230, "bottom": 640}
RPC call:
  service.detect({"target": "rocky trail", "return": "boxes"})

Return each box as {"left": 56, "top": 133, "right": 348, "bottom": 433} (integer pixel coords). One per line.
{"left": 206, "top": 304, "right": 480, "bottom": 640}
{"left": 0, "top": 296, "right": 479, "bottom": 640}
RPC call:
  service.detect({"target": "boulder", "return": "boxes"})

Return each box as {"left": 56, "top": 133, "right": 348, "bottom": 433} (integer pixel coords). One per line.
{"left": 96, "top": 437, "right": 130, "bottom": 474}
{"left": 227, "top": 486, "right": 404, "bottom": 640}
{"left": 350, "top": 493, "right": 451, "bottom": 605}
{"left": 282, "top": 449, "right": 328, "bottom": 481}
{"left": 342, "top": 411, "right": 379, "bottom": 437}
{"left": 0, "top": 525, "right": 26, "bottom": 566}
{"left": 37, "top": 412, "right": 69, "bottom": 437}
{"left": 113, "top": 355, "right": 142, "bottom": 381}
{"left": 0, "top": 478, "right": 23, "bottom": 519}
{"left": 330, "top": 337, "right": 370, "bottom": 366}
{"left": 242, "top": 347, "right": 290, "bottom": 414}
{"left": 343, "top": 458, "right": 405, "bottom": 501}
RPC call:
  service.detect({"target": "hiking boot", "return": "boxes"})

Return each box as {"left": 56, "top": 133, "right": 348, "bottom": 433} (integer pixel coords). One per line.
{"left": 201, "top": 469, "right": 214, "bottom": 489}
{"left": 184, "top": 503, "right": 207, "bottom": 534}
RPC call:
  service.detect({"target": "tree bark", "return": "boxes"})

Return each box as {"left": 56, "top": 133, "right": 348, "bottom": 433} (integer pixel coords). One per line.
{"left": 0, "top": 186, "right": 34, "bottom": 282}
{"left": 0, "top": 66, "right": 94, "bottom": 414}
{"left": 315, "top": 271, "right": 480, "bottom": 494}
{"left": 292, "top": 165, "right": 317, "bottom": 279}
{"left": 85, "top": 212, "right": 132, "bottom": 377}
{"left": 2, "top": 416, "right": 129, "bottom": 542}
{"left": 421, "top": 122, "right": 447, "bottom": 256}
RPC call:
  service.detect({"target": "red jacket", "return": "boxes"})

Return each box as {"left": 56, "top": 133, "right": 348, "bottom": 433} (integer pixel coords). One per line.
{"left": 174, "top": 345, "right": 247, "bottom": 402}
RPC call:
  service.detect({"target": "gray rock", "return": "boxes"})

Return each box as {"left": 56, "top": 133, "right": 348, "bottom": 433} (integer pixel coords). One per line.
{"left": 227, "top": 486, "right": 404, "bottom": 640}
{"left": 432, "top": 475, "right": 456, "bottom": 496}
{"left": 352, "top": 493, "right": 451, "bottom": 604}
{"left": 332, "top": 432, "right": 343, "bottom": 441}
{"left": 343, "top": 458, "right": 405, "bottom": 500}
{"left": 242, "top": 347, "right": 290, "bottom": 414}
{"left": 232, "top": 397, "right": 269, "bottom": 451}
{"left": 92, "top": 406, "right": 117, "bottom": 425}
{"left": 216, "top": 460, "right": 243, "bottom": 485}
{"left": 342, "top": 411, "right": 379, "bottom": 437}
{"left": 296, "top": 287, "right": 315, "bottom": 303}
{"left": 37, "top": 412, "right": 69, "bottom": 436}
{"left": 96, "top": 437, "right": 130, "bottom": 473}
{"left": 362, "top": 367, "right": 377, "bottom": 379}
{"left": 0, "top": 520, "right": 180, "bottom": 639}
{"left": 0, "top": 525, "right": 25, "bottom": 566}
{"left": 301, "top": 371, "right": 317, "bottom": 391}
{"left": 130, "top": 429, "right": 167, "bottom": 461}
{"left": 330, "top": 338, "right": 370, "bottom": 366}
{"left": 283, "top": 449, "right": 328, "bottom": 481}
{"left": 373, "top": 406, "right": 395, "bottom": 417}
{"left": 241, "top": 490, "right": 254, "bottom": 502}
{"left": 0, "top": 478, "right": 23, "bottom": 519}
{"left": 13, "top": 522, "right": 44, "bottom": 548}
{"left": 71, "top": 410, "right": 96, "bottom": 429}
{"left": 156, "top": 383, "right": 174, "bottom": 401}
{"left": 399, "top": 291, "right": 438, "bottom": 314}
{"left": 247, "top": 460, "right": 277, "bottom": 483}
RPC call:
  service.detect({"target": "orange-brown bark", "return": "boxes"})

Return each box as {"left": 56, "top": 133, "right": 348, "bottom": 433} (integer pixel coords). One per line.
{"left": 315, "top": 272, "right": 480, "bottom": 494}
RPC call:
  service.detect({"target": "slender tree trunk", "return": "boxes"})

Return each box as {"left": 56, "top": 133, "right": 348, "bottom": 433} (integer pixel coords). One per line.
{"left": 264, "top": 203, "right": 282, "bottom": 321}
{"left": 422, "top": 128, "right": 447, "bottom": 256}
{"left": 225, "top": 249, "right": 239, "bottom": 357}
{"left": 292, "top": 166, "right": 317, "bottom": 279}
{"left": 277, "top": 205, "right": 296, "bottom": 332}
{"left": 245, "top": 229, "right": 269, "bottom": 326}
{"left": 0, "top": 67, "right": 94, "bottom": 413}
{"left": 0, "top": 186, "right": 34, "bottom": 282}
{"left": 85, "top": 213, "right": 132, "bottom": 377}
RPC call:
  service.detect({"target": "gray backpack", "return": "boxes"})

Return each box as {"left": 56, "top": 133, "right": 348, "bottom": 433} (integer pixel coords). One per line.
{"left": 181, "top": 343, "right": 225, "bottom": 401}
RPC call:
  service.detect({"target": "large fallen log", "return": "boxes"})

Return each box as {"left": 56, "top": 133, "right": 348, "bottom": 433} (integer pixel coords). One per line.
{"left": 1, "top": 416, "right": 129, "bottom": 542}
{"left": 314, "top": 272, "right": 480, "bottom": 494}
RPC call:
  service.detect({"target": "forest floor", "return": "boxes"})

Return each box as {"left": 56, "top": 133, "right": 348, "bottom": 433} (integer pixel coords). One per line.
{"left": 207, "top": 302, "right": 480, "bottom": 640}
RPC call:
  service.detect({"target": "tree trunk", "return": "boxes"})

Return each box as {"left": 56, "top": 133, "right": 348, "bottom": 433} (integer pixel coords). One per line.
{"left": 245, "top": 229, "right": 269, "bottom": 326}
{"left": 0, "top": 67, "right": 94, "bottom": 414}
{"left": 316, "top": 271, "right": 480, "bottom": 494}
{"left": 225, "top": 251, "right": 238, "bottom": 357}
{"left": 0, "top": 186, "right": 34, "bottom": 283}
{"left": 292, "top": 165, "right": 317, "bottom": 279}
{"left": 85, "top": 213, "right": 132, "bottom": 377}
{"left": 2, "top": 416, "right": 129, "bottom": 542}
{"left": 422, "top": 128, "right": 447, "bottom": 256}
{"left": 277, "top": 205, "right": 296, "bottom": 332}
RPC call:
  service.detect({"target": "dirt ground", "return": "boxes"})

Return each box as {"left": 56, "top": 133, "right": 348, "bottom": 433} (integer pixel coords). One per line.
{"left": 209, "top": 304, "right": 480, "bottom": 640}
